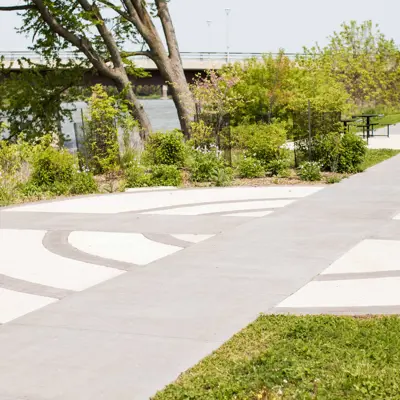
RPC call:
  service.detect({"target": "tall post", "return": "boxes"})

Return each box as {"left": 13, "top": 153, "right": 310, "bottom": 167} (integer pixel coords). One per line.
{"left": 308, "top": 100, "right": 312, "bottom": 161}
{"left": 225, "top": 8, "right": 231, "bottom": 63}
{"left": 207, "top": 20, "right": 212, "bottom": 66}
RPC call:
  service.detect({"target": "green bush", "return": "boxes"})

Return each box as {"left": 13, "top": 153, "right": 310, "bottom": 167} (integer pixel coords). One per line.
{"left": 145, "top": 130, "right": 186, "bottom": 167}
{"left": 326, "top": 174, "right": 343, "bottom": 184}
{"left": 213, "top": 167, "right": 233, "bottom": 187}
{"left": 70, "top": 172, "right": 98, "bottom": 195}
{"left": 313, "top": 132, "right": 342, "bottom": 172}
{"left": 125, "top": 164, "right": 152, "bottom": 188}
{"left": 236, "top": 156, "right": 265, "bottom": 178}
{"left": 189, "top": 147, "right": 226, "bottom": 183}
{"left": 232, "top": 122, "right": 287, "bottom": 165}
{"left": 313, "top": 132, "right": 366, "bottom": 173}
{"left": 298, "top": 161, "right": 322, "bottom": 181}
{"left": 30, "top": 147, "right": 76, "bottom": 194}
{"left": 338, "top": 133, "right": 367, "bottom": 173}
{"left": 188, "top": 121, "right": 215, "bottom": 149}
{"left": 266, "top": 158, "right": 290, "bottom": 177}
{"left": 150, "top": 164, "right": 182, "bottom": 186}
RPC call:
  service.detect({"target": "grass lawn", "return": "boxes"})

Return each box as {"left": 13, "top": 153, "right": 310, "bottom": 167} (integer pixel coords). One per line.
{"left": 374, "top": 113, "right": 400, "bottom": 128}
{"left": 154, "top": 315, "right": 400, "bottom": 400}
{"left": 359, "top": 149, "right": 400, "bottom": 172}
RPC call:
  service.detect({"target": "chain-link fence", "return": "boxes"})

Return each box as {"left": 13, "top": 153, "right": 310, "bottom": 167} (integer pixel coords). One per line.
{"left": 291, "top": 103, "right": 342, "bottom": 167}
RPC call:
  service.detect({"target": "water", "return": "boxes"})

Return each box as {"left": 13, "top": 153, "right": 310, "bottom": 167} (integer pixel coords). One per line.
{"left": 1, "top": 99, "right": 180, "bottom": 149}
{"left": 62, "top": 99, "right": 180, "bottom": 151}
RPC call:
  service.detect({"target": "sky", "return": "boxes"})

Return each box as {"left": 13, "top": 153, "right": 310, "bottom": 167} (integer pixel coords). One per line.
{"left": 0, "top": 0, "right": 399, "bottom": 54}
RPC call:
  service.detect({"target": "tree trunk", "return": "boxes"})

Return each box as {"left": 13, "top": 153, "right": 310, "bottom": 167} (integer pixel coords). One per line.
{"left": 114, "top": 72, "right": 152, "bottom": 140}
{"left": 152, "top": 55, "right": 195, "bottom": 138}
{"left": 167, "top": 65, "right": 196, "bottom": 139}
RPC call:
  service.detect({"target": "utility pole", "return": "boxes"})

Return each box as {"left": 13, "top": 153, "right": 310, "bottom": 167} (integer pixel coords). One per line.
{"left": 207, "top": 20, "right": 212, "bottom": 65}
{"left": 225, "top": 8, "right": 231, "bottom": 63}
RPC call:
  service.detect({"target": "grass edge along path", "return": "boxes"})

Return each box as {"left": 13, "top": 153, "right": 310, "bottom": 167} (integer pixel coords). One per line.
{"left": 359, "top": 149, "right": 400, "bottom": 172}
{"left": 153, "top": 315, "right": 400, "bottom": 400}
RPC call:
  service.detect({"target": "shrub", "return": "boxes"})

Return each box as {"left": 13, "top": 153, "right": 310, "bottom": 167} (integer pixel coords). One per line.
{"left": 266, "top": 158, "right": 291, "bottom": 177}
{"left": 125, "top": 164, "right": 152, "bottom": 188}
{"left": 145, "top": 130, "right": 186, "bottom": 167}
{"left": 237, "top": 156, "right": 265, "bottom": 178}
{"left": 70, "top": 172, "right": 98, "bottom": 195}
{"left": 30, "top": 147, "right": 76, "bottom": 194}
{"left": 189, "top": 121, "right": 215, "bottom": 149}
{"left": 213, "top": 167, "right": 233, "bottom": 187}
{"left": 338, "top": 133, "right": 367, "bottom": 173}
{"left": 232, "top": 122, "right": 287, "bottom": 165}
{"left": 313, "top": 132, "right": 342, "bottom": 172}
{"left": 150, "top": 165, "right": 182, "bottom": 187}
{"left": 298, "top": 161, "right": 322, "bottom": 181}
{"left": 84, "top": 85, "right": 120, "bottom": 175}
{"left": 312, "top": 132, "right": 366, "bottom": 173}
{"left": 326, "top": 175, "right": 343, "bottom": 184}
{"left": 189, "top": 147, "right": 226, "bottom": 183}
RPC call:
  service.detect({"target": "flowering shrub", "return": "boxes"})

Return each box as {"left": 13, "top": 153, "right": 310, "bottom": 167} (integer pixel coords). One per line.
{"left": 298, "top": 161, "right": 322, "bottom": 181}
{"left": 189, "top": 145, "right": 226, "bottom": 183}
{"left": 266, "top": 158, "right": 291, "bottom": 177}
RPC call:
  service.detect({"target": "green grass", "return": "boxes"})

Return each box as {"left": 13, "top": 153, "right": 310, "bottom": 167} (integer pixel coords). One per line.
{"left": 373, "top": 113, "right": 400, "bottom": 128}
{"left": 153, "top": 315, "right": 400, "bottom": 400}
{"left": 359, "top": 149, "right": 400, "bottom": 172}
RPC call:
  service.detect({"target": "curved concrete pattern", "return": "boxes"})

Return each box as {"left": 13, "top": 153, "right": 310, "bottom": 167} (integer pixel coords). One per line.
{"left": 0, "top": 288, "right": 57, "bottom": 324}
{"left": 3, "top": 186, "right": 323, "bottom": 214}
{"left": 170, "top": 234, "right": 215, "bottom": 244}
{"left": 68, "top": 232, "right": 183, "bottom": 265}
{"left": 43, "top": 231, "right": 136, "bottom": 271}
{"left": 321, "top": 239, "right": 400, "bottom": 275}
{"left": 277, "top": 277, "right": 400, "bottom": 309}
{"left": 0, "top": 229, "right": 124, "bottom": 291}
{"left": 0, "top": 274, "right": 73, "bottom": 300}
{"left": 142, "top": 199, "right": 294, "bottom": 216}
{"left": 222, "top": 210, "right": 274, "bottom": 218}
{"left": 275, "top": 238, "right": 400, "bottom": 312}
{"left": 143, "top": 233, "right": 192, "bottom": 248}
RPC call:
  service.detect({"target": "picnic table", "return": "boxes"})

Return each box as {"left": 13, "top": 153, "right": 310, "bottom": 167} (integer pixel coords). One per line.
{"left": 341, "top": 118, "right": 357, "bottom": 133}
{"left": 352, "top": 114, "right": 381, "bottom": 139}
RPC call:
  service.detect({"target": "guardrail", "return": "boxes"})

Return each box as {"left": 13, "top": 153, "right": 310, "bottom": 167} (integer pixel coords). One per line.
{"left": 0, "top": 50, "right": 302, "bottom": 63}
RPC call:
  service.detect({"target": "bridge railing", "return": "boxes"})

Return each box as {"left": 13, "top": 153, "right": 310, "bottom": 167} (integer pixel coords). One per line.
{"left": 0, "top": 50, "right": 301, "bottom": 63}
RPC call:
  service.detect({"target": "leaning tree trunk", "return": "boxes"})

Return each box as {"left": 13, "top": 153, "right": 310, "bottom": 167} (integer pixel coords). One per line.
{"left": 114, "top": 72, "right": 152, "bottom": 140}
{"left": 163, "top": 60, "right": 196, "bottom": 139}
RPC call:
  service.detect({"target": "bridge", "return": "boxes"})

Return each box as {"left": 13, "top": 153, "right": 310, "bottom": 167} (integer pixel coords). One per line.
{"left": 0, "top": 51, "right": 301, "bottom": 93}
{"left": 1, "top": 51, "right": 299, "bottom": 70}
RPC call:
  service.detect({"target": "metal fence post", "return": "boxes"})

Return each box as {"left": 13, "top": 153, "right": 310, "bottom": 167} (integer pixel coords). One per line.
{"left": 308, "top": 100, "right": 312, "bottom": 161}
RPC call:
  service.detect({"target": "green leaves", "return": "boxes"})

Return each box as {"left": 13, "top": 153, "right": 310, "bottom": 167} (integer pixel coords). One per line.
{"left": 304, "top": 21, "right": 400, "bottom": 109}
{"left": 0, "top": 58, "right": 84, "bottom": 141}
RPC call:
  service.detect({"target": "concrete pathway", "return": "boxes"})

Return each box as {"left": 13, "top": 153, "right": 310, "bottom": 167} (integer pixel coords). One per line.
{"left": 368, "top": 123, "right": 400, "bottom": 149}
{"left": 0, "top": 155, "right": 400, "bottom": 399}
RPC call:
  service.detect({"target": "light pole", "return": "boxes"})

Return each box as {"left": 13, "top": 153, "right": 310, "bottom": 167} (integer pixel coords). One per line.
{"left": 206, "top": 20, "right": 212, "bottom": 65}
{"left": 225, "top": 8, "right": 231, "bottom": 63}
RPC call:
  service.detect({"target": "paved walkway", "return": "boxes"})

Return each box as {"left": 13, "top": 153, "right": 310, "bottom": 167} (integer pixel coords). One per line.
{"left": 368, "top": 123, "right": 400, "bottom": 149}
{"left": 0, "top": 155, "right": 400, "bottom": 399}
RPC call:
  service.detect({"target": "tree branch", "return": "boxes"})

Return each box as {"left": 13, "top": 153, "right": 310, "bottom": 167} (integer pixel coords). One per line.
{"left": 121, "top": 50, "right": 156, "bottom": 62}
{"left": 76, "top": 0, "right": 125, "bottom": 69}
{"left": 31, "top": 0, "right": 115, "bottom": 78}
{"left": 95, "top": 0, "right": 130, "bottom": 21}
{"left": 155, "top": 0, "right": 180, "bottom": 60}
{"left": 0, "top": 5, "right": 35, "bottom": 11}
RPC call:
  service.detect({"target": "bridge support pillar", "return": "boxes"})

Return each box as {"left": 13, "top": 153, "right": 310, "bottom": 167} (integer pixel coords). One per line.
{"left": 161, "top": 84, "right": 168, "bottom": 100}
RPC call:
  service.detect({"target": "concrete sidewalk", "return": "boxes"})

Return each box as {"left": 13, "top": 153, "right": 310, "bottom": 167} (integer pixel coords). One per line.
{"left": 1, "top": 156, "right": 400, "bottom": 399}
